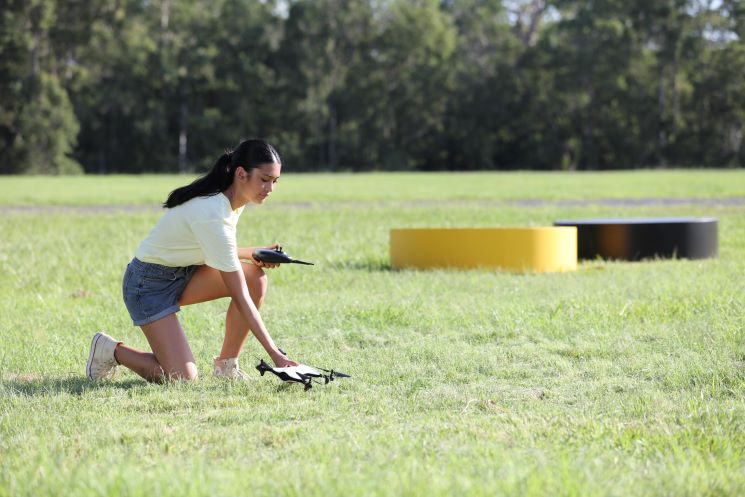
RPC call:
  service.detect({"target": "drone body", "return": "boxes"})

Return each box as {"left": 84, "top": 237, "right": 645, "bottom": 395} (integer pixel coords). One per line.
{"left": 256, "top": 359, "right": 350, "bottom": 391}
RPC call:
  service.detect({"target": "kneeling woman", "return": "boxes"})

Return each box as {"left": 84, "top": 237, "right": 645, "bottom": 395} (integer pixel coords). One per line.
{"left": 87, "top": 139, "right": 298, "bottom": 382}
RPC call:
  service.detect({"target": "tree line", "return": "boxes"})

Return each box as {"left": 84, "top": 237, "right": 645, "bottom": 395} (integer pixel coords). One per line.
{"left": 1, "top": 0, "right": 743, "bottom": 174}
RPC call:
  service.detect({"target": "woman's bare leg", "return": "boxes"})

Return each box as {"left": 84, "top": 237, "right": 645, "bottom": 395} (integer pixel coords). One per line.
{"left": 115, "top": 314, "right": 197, "bottom": 382}
{"left": 179, "top": 262, "right": 267, "bottom": 359}
{"left": 114, "top": 344, "right": 163, "bottom": 382}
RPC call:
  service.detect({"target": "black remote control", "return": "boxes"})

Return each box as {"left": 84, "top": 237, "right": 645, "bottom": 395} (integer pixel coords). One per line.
{"left": 252, "top": 247, "right": 314, "bottom": 265}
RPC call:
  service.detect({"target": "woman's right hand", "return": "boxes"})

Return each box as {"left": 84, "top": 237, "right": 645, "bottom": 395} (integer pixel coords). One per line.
{"left": 271, "top": 351, "right": 300, "bottom": 368}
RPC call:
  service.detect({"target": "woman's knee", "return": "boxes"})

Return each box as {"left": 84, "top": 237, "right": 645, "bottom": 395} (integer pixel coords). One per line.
{"left": 181, "top": 362, "right": 199, "bottom": 381}
{"left": 164, "top": 362, "right": 198, "bottom": 381}
{"left": 243, "top": 263, "right": 268, "bottom": 307}
{"left": 244, "top": 262, "right": 267, "bottom": 282}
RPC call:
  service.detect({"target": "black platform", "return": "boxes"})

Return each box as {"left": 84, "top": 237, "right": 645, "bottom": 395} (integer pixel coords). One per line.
{"left": 553, "top": 217, "right": 718, "bottom": 261}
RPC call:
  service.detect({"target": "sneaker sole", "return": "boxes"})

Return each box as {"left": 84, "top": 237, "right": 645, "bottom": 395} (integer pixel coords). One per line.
{"left": 86, "top": 332, "right": 103, "bottom": 380}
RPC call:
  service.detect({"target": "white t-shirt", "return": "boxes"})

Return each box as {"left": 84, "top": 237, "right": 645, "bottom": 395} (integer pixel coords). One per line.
{"left": 135, "top": 193, "right": 244, "bottom": 272}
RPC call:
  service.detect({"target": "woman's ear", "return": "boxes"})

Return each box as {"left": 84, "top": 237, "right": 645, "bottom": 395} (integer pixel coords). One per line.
{"left": 236, "top": 166, "right": 248, "bottom": 181}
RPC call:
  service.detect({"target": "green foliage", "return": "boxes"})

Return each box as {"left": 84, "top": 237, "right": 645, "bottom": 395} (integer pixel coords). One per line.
{"left": 277, "top": 0, "right": 378, "bottom": 170}
{"left": 0, "top": 0, "right": 82, "bottom": 174}
{"left": 1, "top": 0, "right": 744, "bottom": 173}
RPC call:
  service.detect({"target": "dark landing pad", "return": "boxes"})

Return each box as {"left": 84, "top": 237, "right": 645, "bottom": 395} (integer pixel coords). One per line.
{"left": 553, "top": 217, "right": 718, "bottom": 261}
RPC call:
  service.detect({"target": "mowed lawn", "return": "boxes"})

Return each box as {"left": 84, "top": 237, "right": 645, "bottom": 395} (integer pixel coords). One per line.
{"left": 1, "top": 170, "right": 744, "bottom": 496}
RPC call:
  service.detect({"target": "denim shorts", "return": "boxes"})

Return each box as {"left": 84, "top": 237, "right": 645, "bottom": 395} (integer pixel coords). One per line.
{"left": 122, "top": 258, "right": 198, "bottom": 326}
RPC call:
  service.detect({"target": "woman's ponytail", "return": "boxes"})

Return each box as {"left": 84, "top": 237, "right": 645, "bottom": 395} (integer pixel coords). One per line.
{"left": 162, "top": 139, "right": 280, "bottom": 208}
{"left": 163, "top": 152, "right": 233, "bottom": 208}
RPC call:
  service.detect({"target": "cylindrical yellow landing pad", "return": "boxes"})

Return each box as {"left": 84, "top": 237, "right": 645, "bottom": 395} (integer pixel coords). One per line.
{"left": 390, "top": 227, "right": 577, "bottom": 273}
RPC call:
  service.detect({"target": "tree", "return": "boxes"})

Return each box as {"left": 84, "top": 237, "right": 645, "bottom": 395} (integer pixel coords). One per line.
{"left": 373, "top": 0, "right": 458, "bottom": 170}
{"left": 443, "top": 0, "right": 525, "bottom": 169}
{"left": 277, "top": 0, "right": 377, "bottom": 170}
{"left": 2, "top": 0, "right": 743, "bottom": 173}
{"left": 0, "top": 0, "right": 82, "bottom": 174}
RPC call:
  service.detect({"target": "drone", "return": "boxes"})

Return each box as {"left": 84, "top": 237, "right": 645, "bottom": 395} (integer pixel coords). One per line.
{"left": 256, "top": 358, "right": 350, "bottom": 391}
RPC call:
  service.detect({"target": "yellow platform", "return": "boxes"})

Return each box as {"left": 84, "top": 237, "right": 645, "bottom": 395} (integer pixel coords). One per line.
{"left": 390, "top": 227, "right": 577, "bottom": 273}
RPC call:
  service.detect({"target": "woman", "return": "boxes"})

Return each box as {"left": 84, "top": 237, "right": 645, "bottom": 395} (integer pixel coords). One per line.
{"left": 86, "top": 139, "right": 299, "bottom": 382}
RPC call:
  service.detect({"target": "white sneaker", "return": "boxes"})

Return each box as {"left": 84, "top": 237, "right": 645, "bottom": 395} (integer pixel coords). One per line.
{"left": 86, "top": 332, "right": 120, "bottom": 380}
{"left": 213, "top": 357, "right": 249, "bottom": 380}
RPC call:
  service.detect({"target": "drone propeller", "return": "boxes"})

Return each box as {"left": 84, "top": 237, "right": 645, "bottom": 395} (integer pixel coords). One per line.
{"left": 313, "top": 366, "right": 352, "bottom": 379}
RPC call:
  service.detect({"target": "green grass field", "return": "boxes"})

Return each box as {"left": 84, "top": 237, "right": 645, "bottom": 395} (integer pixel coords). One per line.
{"left": 2, "top": 169, "right": 745, "bottom": 205}
{"left": 1, "top": 170, "right": 744, "bottom": 496}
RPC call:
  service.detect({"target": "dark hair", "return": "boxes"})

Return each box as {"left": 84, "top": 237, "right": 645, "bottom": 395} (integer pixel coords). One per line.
{"left": 164, "top": 139, "right": 281, "bottom": 208}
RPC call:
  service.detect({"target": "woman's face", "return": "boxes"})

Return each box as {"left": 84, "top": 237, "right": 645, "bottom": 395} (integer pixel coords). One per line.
{"left": 242, "top": 162, "right": 281, "bottom": 204}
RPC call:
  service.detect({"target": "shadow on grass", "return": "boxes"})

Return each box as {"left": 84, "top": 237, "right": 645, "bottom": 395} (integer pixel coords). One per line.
{"left": 329, "top": 259, "right": 394, "bottom": 272}
{"left": 2, "top": 375, "right": 144, "bottom": 396}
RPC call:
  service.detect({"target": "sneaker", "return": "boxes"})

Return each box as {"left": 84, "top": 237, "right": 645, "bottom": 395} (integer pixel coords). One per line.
{"left": 86, "top": 332, "right": 120, "bottom": 380}
{"left": 213, "top": 357, "right": 249, "bottom": 380}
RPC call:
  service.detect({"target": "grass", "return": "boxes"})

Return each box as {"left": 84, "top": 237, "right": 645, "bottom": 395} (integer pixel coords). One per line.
{"left": 1, "top": 169, "right": 744, "bottom": 205}
{"left": 1, "top": 171, "right": 744, "bottom": 496}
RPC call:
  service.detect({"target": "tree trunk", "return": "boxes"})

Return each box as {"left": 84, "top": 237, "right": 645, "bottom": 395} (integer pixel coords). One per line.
{"left": 161, "top": 0, "right": 171, "bottom": 37}
{"left": 657, "top": 63, "right": 668, "bottom": 167}
{"left": 179, "top": 101, "right": 188, "bottom": 173}
{"left": 329, "top": 103, "right": 337, "bottom": 170}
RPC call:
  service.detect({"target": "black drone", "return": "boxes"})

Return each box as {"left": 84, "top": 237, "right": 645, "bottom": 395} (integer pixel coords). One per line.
{"left": 256, "top": 359, "right": 350, "bottom": 391}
